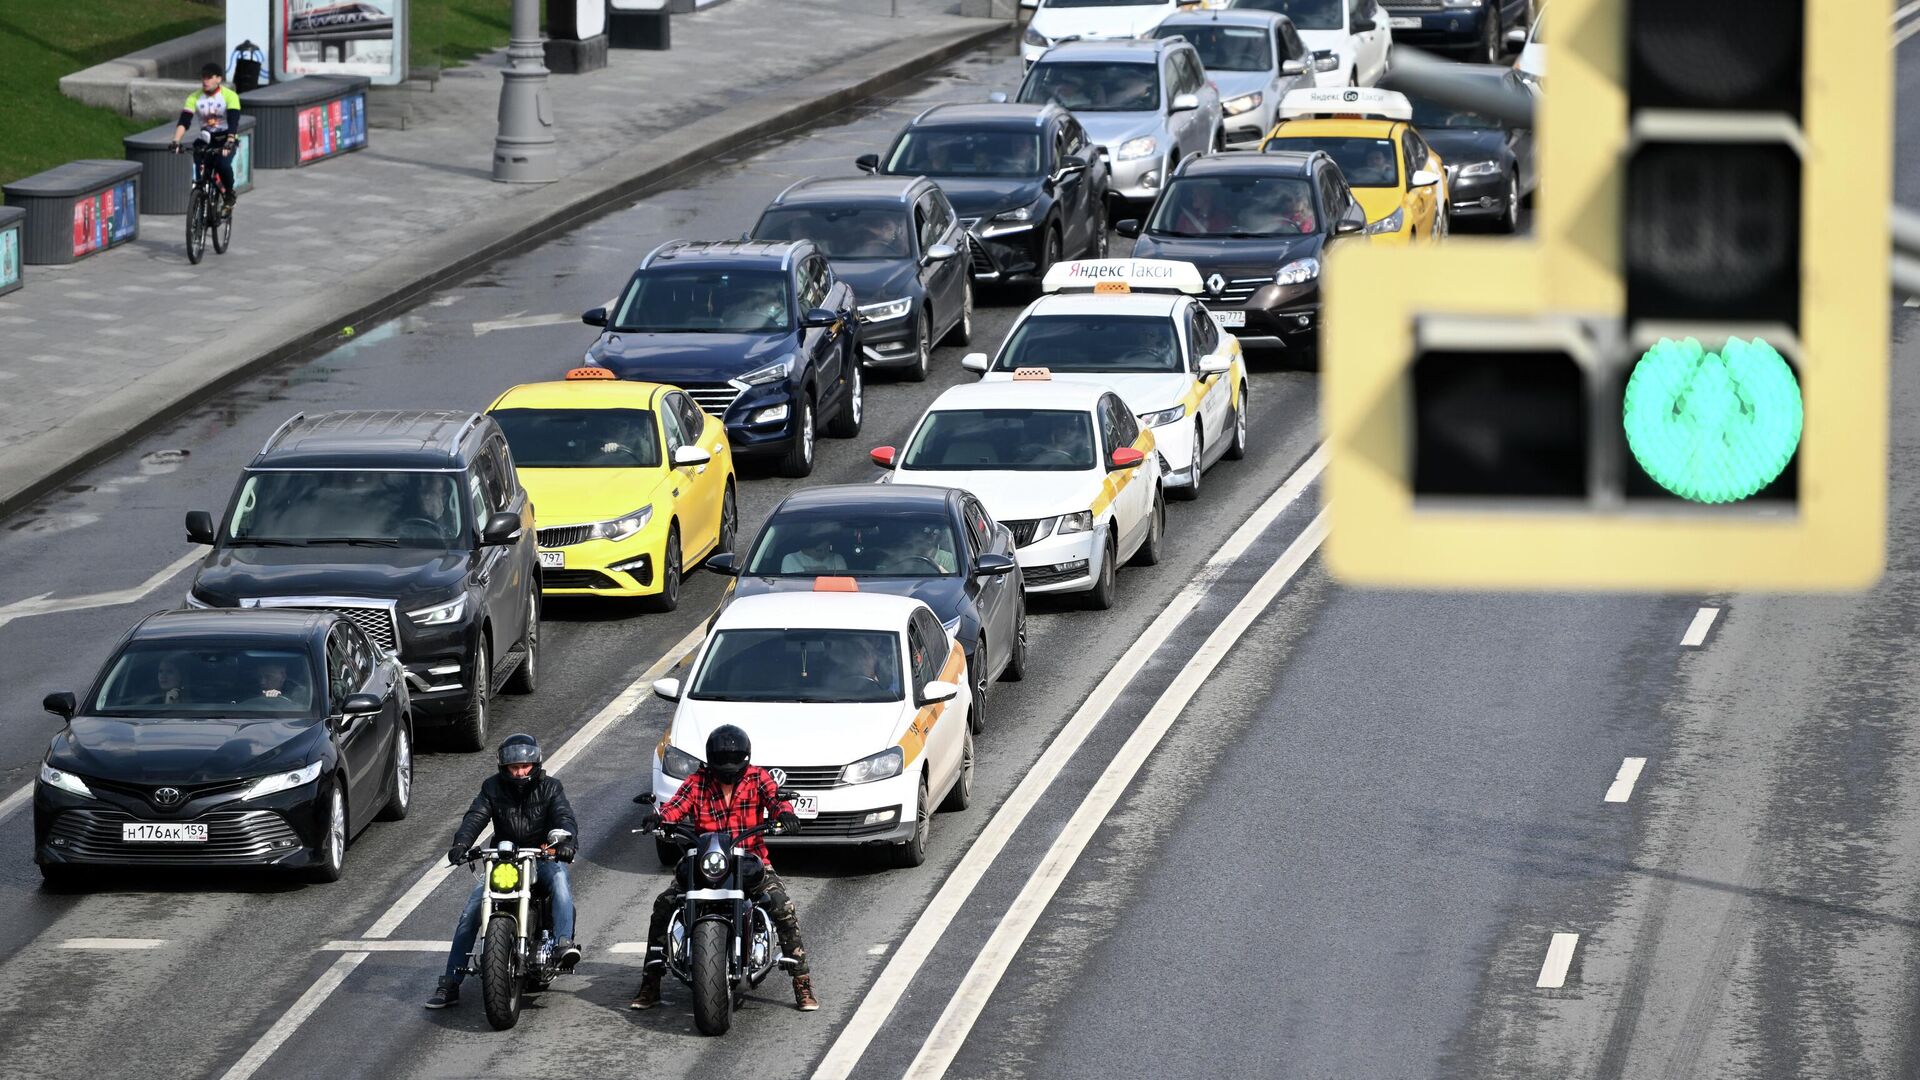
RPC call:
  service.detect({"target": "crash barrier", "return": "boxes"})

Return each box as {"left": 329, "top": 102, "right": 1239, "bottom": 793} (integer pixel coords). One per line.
{"left": 124, "top": 114, "right": 259, "bottom": 215}
{"left": 610, "top": 0, "right": 672, "bottom": 50}
{"left": 1, "top": 160, "right": 142, "bottom": 266}
{"left": 0, "top": 206, "right": 23, "bottom": 296}
{"left": 242, "top": 75, "right": 372, "bottom": 169}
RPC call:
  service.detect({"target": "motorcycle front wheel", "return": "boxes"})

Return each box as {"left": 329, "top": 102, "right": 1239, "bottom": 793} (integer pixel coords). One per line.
{"left": 481, "top": 916, "right": 523, "bottom": 1030}
{"left": 691, "top": 918, "right": 733, "bottom": 1036}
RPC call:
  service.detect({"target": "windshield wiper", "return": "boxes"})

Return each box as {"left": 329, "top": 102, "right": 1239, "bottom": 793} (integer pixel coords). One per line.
{"left": 305, "top": 537, "right": 403, "bottom": 547}
{"left": 225, "top": 538, "right": 307, "bottom": 547}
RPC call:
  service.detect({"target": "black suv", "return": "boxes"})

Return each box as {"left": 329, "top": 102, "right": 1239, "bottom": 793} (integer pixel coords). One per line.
{"left": 856, "top": 103, "right": 1109, "bottom": 288}
{"left": 752, "top": 175, "right": 973, "bottom": 383}
{"left": 184, "top": 410, "right": 541, "bottom": 752}
{"left": 581, "top": 239, "right": 862, "bottom": 478}
{"left": 1120, "top": 150, "right": 1365, "bottom": 362}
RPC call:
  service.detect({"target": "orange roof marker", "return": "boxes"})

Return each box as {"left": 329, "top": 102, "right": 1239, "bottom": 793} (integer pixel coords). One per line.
{"left": 813, "top": 576, "right": 859, "bottom": 592}
{"left": 565, "top": 366, "right": 618, "bottom": 380}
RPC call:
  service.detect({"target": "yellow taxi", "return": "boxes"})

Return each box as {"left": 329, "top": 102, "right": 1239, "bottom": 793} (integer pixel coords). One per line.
{"left": 487, "top": 367, "right": 736, "bottom": 610}
{"left": 1260, "top": 87, "right": 1447, "bottom": 245}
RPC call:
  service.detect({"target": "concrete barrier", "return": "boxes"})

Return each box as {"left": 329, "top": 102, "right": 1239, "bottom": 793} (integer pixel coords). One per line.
{"left": 58, "top": 25, "right": 226, "bottom": 118}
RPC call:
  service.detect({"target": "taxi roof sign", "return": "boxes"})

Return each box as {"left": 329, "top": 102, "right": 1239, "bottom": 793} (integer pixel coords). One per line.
{"left": 1278, "top": 86, "right": 1412, "bottom": 122}
{"left": 1041, "top": 259, "right": 1204, "bottom": 296}
{"left": 565, "top": 366, "right": 618, "bottom": 380}
{"left": 1012, "top": 367, "right": 1053, "bottom": 381}
{"left": 813, "top": 576, "right": 859, "bottom": 592}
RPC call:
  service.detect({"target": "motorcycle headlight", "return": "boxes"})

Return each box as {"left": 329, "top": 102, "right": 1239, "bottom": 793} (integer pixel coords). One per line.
{"left": 39, "top": 763, "right": 94, "bottom": 800}
{"left": 1221, "top": 92, "right": 1263, "bottom": 117}
{"left": 858, "top": 298, "right": 912, "bottom": 323}
{"left": 1137, "top": 404, "right": 1187, "bottom": 428}
{"left": 700, "top": 849, "right": 730, "bottom": 882}
{"left": 1274, "top": 257, "right": 1321, "bottom": 285}
{"left": 1116, "top": 136, "right": 1158, "bottom": 162}
{"left": 406, "top": 595, "right": 467, "bottom": 626}
{"left": 739, "top": 354, "right": 797, "bottom": 387}
{"left": 1365, "top": 207, "right": 1406, "bottom": 236}
{"left": 1054, "top": 510, "right": 1094, "bottom": 536}
{"left": 490, "top": 861, "right": 521, "bottom": 891}
{"left": 1023, "top": 25, "right": 1049, "bottom": 47}
{"left": 590, "top": 505, "right": 654, "bottom": 543}
{"left": 1458, "top": 160, "right": 1501, "bottom": 178}
{"left": 662, "top": 744, "right": 702, "bottom": 780}
{"left": 841, "top": 746, "right": 904, "bottom": 785}
{"left": 240, "top": 759, "right": 323, "bottom": 801}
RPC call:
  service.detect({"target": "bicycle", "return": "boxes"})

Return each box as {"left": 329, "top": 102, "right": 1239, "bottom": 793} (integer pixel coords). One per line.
{"left": 173, "top": 138, "right": 234, "bottom": 264}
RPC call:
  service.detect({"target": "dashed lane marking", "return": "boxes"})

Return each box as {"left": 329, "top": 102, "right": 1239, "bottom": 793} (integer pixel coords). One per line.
{"left": 1680, "top": 606, "right": 1720, "bottom": 647}
{"left": 471, "top": 312, "right": 581, "bottom": 336}
{"left": 59, "top": 938, "right": 167, "bottom": 949}
{"left": 217, "top": 954, "right": 367, "bottom": 1080}
{"left": 319, "top": 940, "right": 450, "bottom": 952}
{"left": 1604, "top": 758, "right": 1647, "bottom": 804}
{"left": 1536, "top": 933, "right": 1580, "bottom": 989}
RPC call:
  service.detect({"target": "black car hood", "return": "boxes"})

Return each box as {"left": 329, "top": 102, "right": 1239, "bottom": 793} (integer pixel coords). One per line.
{"left": 1421, "top": 128, "right": 1507, "bottom": 167}
{"left": 928, "top": 177, "right": 1046, "bottom": 220}
{"left": 1132, "top": 231, "right": 1327, "bottom": 275}
{"left": 50, "top": 717, "right": 323, "bottom": 785}
{"left": 586, "top": 331, "right": 794, "bottom": 383}
{"left": 194, "top": 546, "right": 467, "bottom": 607}
{"left": 831, "top": 259, "right": 919, "bottom": 306}
{"left": 733, "top": 574, "right": 965, "bottom": 622}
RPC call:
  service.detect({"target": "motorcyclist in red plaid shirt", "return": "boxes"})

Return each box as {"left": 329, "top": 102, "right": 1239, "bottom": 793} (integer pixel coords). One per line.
{"left": 632, "top": 724, "right": 818, "bottom": 1012}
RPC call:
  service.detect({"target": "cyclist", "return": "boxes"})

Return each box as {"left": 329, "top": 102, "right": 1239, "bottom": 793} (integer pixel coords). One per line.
{"left": 171, "top": 63, "right": 242, "bottom": 215}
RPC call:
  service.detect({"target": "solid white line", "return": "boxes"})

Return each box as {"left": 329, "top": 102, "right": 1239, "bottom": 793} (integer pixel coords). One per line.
{"left": 0, "top": 548, "right": 203, "bottom": 631}
{"left": 59, "top": 937, "right": 166, "bottom": 950}
{"left": 471, "top": 312, "right": 579, "bottom": 336}
{"left": 607, "top": 942, "right": 653, "bottom": 954}
{"left": 1895, "top": 0, "right": 1920, "bottom": 24}
{"left": 810, "top": 449, "right": 1327, "bottom": 1080}
{"left": 0, "top": 783, "right": 31, "bottom": 824}
{"left": 1604, "top": 757, "right": 1647, "bottom": 804}
{"left": 1898, "top": 16, "right": 1920, "bottom": 45}
{"left": 318, "top": 940, "right": 451, "bottom": 952}
{"left": 217, "top": 953, "right": 367, "bottom": 1080}
{"left": 901, "top": 510, "right": 1329, "bottom": 1080}
{"left": 1536, "top": 933, "right": 1580, "bottom": 989}
{"left": 1680, "top": 606, "right": 1720, "bottom": 647}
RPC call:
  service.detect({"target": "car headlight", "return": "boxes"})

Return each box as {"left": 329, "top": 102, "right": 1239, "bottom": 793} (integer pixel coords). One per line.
{"left": 841, "top": 746, "right": 904, "bottom": 785}
{"left": 1312, "top": 51, "right": 1340, "bottom": 72}
{"left": 982, "top": 205, "right": 1038, "bottom": 237}
{"left": 240, "top": 759, "right": 324, "bottom": 801}
{"left": 1023, "top": 25, "right": 1049, "bottom": 47}
{"left": 407, "top": 595, "right": 467, "bottom": 626}
{"left": 490, "top": 861, "right": 522, "bottom": 891}
{"left": 1116, "top": 136, "right": 1158, "bottom": 162}
{"left": 1221, "top": 92, "right": 1263, "bottom": 117}
{"left": 739, "top": 354, "right": 797, "bottom": 387}
{"left": 1138, "top": 404, "right": 1187, "bottom": 427}
{"left": 39, "top": 763, "right": 94, "bottom": 800}
{"left": 1275, "top": 257, "right": 1320, "bottom": 285}
{"left": 993, "top": 206, "right": 1033, "bottom": 223}
{"left": 662, "top": 744, "right": 702, "bottom": 780}
{"left": 858, "top": 298, "right": 912, "bottom": 323}
{"left": 1365, "top": 207, "right": 1406, "bottom": 236}
{"left": 1054, "top": 510, "right": 1094, "bottom": 535}
{"left": 590, "top": 505, "right": 654, "bottom": 543}
{"left": 1458, "top": 160, "right": 1501, "bottom": 178}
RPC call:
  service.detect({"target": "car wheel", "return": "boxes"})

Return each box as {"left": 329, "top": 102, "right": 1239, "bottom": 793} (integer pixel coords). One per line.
{"left": 939, "top": 726, "right": 974, "bottom": 813}
{"left": 1482, "top": 13, "right": 1501, "bottom": 64}
{"left": 376, "top": 725, "right": 412, "bottom": 821}
{"left": 889, "top": 773, "right": 931, "bottom": 868}
{"left": 1131, "top": 487, "right": 1165, "bottom": 566}
{"left": 1037, "top": 226, "right": 1062, "bottom": 290}
{"left": 1225, "top": 382, "right": 1249, "bottom": 460}
{"left": 1085, "top": 530, "right": 1117, "bottom": 611}
{"left": 718, "top": 482, "right": 738, "bottom": 555}
{"left": 906, "top": 312, "right": 932, "bottom": 383}
{"left": 967, "top": 643, "right": 988, "bottom": 734}
{"left": 1499, "top": 173, "right": 1520, "bottom": 234}
{"left": 305, "top": 780, "right": 348, "bottom": 883}
{"left": 503, "top": 585, "right": 538, "bottom": 694}
{"left": 646, "top": 526, "right": 682, "bottom": 613}
{"left": 1172, "top": 421, "right": 1203, "bottom": 501}
{"left": 828, "top": 357, "right": 863, "bottom": 438}
{"left": 1002, "top": 592, "right": 1028, "bottom": 682}
{"left": 778, "top": 396, "right": 816, "bottom": 478}
{"left": 446, "top": 639, "right": 489, "bottom": 752}
{"left": 943, "top": 278, "right": 974, "bottom": 347}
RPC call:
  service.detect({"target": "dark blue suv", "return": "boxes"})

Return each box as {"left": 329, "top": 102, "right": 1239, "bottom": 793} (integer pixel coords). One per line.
{"left": 580, "top": 239, "right": 862, "bottom": 477}
{"left": 1378, "top": 0, "right": 1530, "bottom": 64}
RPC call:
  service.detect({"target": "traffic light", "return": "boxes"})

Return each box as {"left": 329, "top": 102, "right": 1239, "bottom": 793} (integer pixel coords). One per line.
{"left": 1322, "top": 0, "right": 1888, "bottom": 591}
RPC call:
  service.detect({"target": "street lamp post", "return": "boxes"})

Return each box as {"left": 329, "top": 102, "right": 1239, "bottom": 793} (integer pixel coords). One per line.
{"left": 492, "top": 0, "right": 558, "bottom": 183}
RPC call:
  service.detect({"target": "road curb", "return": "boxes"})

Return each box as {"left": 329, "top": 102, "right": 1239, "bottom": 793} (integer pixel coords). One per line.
{"left": 0, "top": 20, "right": 1009, "bottom": 522}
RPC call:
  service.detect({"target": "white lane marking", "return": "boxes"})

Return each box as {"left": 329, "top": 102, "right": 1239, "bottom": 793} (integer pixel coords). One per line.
{"left": 1536, "top": 933, "right": 1580, "bottom": 989}
{"left": 318, "top": 940, "right": 451, "bottom": 952}
{"left": 1680, "top": 606, "right": 1720, "bottom": 647}
{"left": 607, "top": 942, "right": 653, "bottom": 955}
{"left": 59, "top": 937, "right": 167, "bottom": 949}
{"left": 0, "top": 549, "right": 203, "bottom": 631}
{"left": 1906, "top": 296, "right": 1920, "bottom": 308}
{"left": 1898, "top": 16, "right": 1920, "bottom": 45}
{"left": 1895, "top": 0, "right": 1920, "bottom": 24}
{"left": 0, "top": 782, "right": 33, "bottom": 824}
{"left": 1604, "top": 757, "right": 1647, "bottom": 803}
{"left": 810, "top": 448, "right": 1327, "bottom": 1080}
{"left": 900, "top": 511, "right": 1329, "bottom": 1080}
{"left": 216, "top": 953, "right": 367, "bottom": 1080}
{"left": 471, "top": 312, "right": 580, "bottom": 336}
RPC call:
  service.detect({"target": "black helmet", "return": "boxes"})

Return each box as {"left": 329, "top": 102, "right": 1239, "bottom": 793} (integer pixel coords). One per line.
{"left": 498, "top": 733, "right": 542, "bottom": 788}
{"left": 705, "top": 725, "right": 751, "bottom": 783}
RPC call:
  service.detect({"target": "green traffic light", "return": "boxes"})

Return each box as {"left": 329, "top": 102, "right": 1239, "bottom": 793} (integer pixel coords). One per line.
{"left": 1621, "top": 336, "right": 1802, "bottom": 504}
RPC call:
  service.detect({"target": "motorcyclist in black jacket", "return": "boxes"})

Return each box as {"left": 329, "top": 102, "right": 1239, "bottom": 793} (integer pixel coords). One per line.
{"left": 425, "top": 734, "right": 581, "bottom": 1009}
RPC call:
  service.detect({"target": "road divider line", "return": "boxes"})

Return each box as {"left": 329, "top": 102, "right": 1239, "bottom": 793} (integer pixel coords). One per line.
{"left": 810, "top": 447, "right": 1326, "bottom": 1080}
{"left": 1680, "top": 606, "right": 1720, "bottom": 647}
{"left": 1604, "top": 757, "right": 1647, "bottom": 803}
{"left": 1896, "top": 0, "right": 1920, "bottom": 24}
{"left": 471, "top": 312, "right": 581, "bottom": 336}
{"left": 319, "top": 940, "right": 450, "bottom": 952}
{"left": 59, "top": 937, "right": 166, "bottom": 949}
{"left": 900, "top": 511, "right": 1329, "bottom": 1080}
{"left": 1536, "top": 933, "right": 1580, "bottom": 989}
{"left": 217, "top": 953, "right": 367, "bottom": 1080}
{"left": 607, "top": 942, "right": 652, "bottom": 954}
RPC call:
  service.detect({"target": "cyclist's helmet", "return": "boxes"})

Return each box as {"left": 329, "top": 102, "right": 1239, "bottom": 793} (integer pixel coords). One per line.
{"left": 498, "top": 733, "right": 542, "bottom": 789}
{"left": 706, "top": 725, "right": 751, "bottom": 783}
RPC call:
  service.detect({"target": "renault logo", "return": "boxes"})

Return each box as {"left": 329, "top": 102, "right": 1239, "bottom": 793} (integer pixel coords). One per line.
{"left": 768, "top": 768, "right": 788, "bottom": 787}
{"left": 151, "top": 787, "right": 185, "bottom": 808}
{"left": 1206, "top": 273, "right": 1226, "bottom": 296}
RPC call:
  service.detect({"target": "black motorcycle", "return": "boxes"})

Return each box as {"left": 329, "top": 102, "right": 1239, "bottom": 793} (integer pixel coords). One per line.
{"left": 634, "top": 793, "right": 797, "bottom": 1036}
{"left": 457, "top": 828, "right": 574, "bottom": 1030}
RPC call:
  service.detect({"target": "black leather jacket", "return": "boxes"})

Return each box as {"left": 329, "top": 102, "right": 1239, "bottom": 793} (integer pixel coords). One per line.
{"left": 451, "top": 769, "right": 579, "bottom": 856}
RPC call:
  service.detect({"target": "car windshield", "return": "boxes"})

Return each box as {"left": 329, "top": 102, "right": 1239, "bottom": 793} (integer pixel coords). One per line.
{"left": 1018, "top": 62, "right": 1160, "bottom": 113}
{"left": 690, "top": 628, "right": 904, "bottom": 704}
{"left": 755, "top": 207, "right": 912, "bottom": 259}
{"left": 745, "top": 510, "right": 961, "bottom": 577}
{"left": 1269, "top": 135, "right": 1399, "bottom": 186}
{"left": 611, "top": 268, "right": 791, "bottom": 333}
{"left": 1228, "top": 0, "right": 1341, "bottom": 30}
{"left": 886, "top": 130, "right": 1044, "bottom": 178}
{"left": 226, "top": 470, "right": 465, "bottom": 547}
{"left": 995, "top": 313, "right": 1182, "bottom": 372}
{"left": 1152, "top": 25, "right": 1273, "bottom": 71}
{"left": 1409, "top": 94, "right": 1503, "bottom": 130}
{"left": 904, "top": 409, "right": 1098, "bottom": 472}
{"left": 1149, "top": 176, "right": 1318, "bottom": 237}
{"left": 91, "top": 643, "right": 320, "bottom": 718}
{"left": 491, "top": 408, "right": 662, "bottom": 468}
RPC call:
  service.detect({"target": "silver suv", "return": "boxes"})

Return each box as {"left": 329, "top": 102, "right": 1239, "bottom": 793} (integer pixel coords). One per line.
{"left": 1149, "top": 10, "right": 1319, "bottom": 148}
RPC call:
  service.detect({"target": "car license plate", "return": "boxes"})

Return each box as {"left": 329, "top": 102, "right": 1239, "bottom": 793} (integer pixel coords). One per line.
{"left": 1390, "top": 15, "right": 1421, "bottom": 28}
{"left": 792, "top": 796, "right": 819, "bottom": 820}
{"left": 122, "top": 822, "right": 208, "bottom": 842}
{"left": 539, "top": 551, "right": 564, "bottom": 569}
{"left": 1211, "top": 309, "right": 1246, "bottom": 328}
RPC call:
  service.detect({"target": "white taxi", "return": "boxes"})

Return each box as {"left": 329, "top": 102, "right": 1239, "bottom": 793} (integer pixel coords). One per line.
{"left": 961, "top": 259, "right": 1248, "bottom": 501}
{"left": 871, "top": 370, "right": 1167, "bottom": 609}
{"left": 648, "top": 581, "right": 972, "bottom": 869}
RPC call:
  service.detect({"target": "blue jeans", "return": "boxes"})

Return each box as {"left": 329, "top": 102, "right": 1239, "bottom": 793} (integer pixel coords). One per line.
{"left": 443, "top": 861, "right": 575, "bottom": 983}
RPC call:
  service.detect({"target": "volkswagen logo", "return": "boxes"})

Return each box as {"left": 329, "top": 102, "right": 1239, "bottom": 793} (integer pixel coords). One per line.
{"left": 1205, "top": 273, "right": 1226, "bottom": 296}
{"left": 1342, "top": 89, "right": 1359, "bottom": 102}
{"left": 768, "top": 768, "right": 787, "bottom": 787}
{"left": 150, "top": 786, "right": 185, "bottom": 808}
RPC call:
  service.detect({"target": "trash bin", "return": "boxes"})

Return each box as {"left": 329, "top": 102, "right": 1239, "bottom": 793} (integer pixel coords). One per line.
{"left": 124, "top": 114, "right": 258, "bottom": 215}
{"left": 0, "top": 160, "right": 142, "bottom": 266}
{"left": 0, "top": 206, "right": 24, "bottom": 296}
{"left": 241, "top": 75, "right": 371, "bottom": 169}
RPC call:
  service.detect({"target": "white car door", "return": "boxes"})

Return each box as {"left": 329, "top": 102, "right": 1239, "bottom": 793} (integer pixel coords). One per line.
{"left": 1359, "top": 0, "right": 1392, "bottom": 85}
{"left": 1100, "top": 394, "right": 1153, "bottom": 556}
{"left": 908, "top": 612, "right": 963, "bottom": 797}
{"left": 1185, "top": 302, "right": 1233, "bottom": 461}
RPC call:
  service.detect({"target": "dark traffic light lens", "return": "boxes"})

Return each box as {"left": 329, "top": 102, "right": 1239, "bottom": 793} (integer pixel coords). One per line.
{"left": 1625, "top": 143, "right": 1800, "bottom": 326}
{"left": 1413, "top": 350, "right": 1588, "bottom": 498}
{"left": 1628, "top": 0, "right": 1802, "bottom": 115}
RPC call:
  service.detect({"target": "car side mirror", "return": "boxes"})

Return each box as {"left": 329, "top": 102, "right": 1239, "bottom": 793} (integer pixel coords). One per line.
{"left": 918, "top": 679, "right": 959, "bottom": 705}
{"left": 870, "top": 445, "right": 897, "bottom": 468}
{"left": 1109, "top": 446, "right": 1146, "bottom": 471}
{"left": 1170, "top": 92, "right": 1200, "bottom": 113}
{"left": 961, "top": 352, "right": 989, "bottom": 373}
{"left": 973, "top": 552, "right": 1016, "bottom": 577}
{"left": 855, "top": 153, "right": 880, "bottom": 174}
{"left": 652, "top": 677, "right": 682, "bottom": 702}
{"left": 1411, "top": 169, "right": 1442, "bottom": 188}
{"left": 803, "top": 307, "right": 838, "bottom": 328}
{"left": 703, "top": 551, "right": 739, "bottom": 576}
{"left": 1352, "top": 15, "right": 1375, "bottom": 31}
{"left": 341, "top": 692, "right": 383, "bottom": 716}
{"left": 1197, "top": 351, "right": 1231, "bottom": 375}
{"left": 480, "top": 510, "right": 522, "bottom": 547}
{"left": 1335, "top": 216, "right": 1366, "bottom": 236}
{"left": 673, "top": 445, "right": 712, "bottom": 468}
{"left": 632, "top": 791, "right": 656, "bottom": 806}
{"left": 1281, "top": 58, "right": 1307, "bottom": 75}
{"left": 1505, "top": 27, "right": 1527, "bottom": 48}
{"left": 43, "top": 692, "right": 76, "bottom": 720}
{"left": 925, "top": 242, "right": 959, "bottom": 263}
{"left": 186, "top": 509, "right": 216, "bottom": 545}
{"left": 582, "top": 307, "right": 608, "bottom": 328}
{"left": 1114, "top": 218, "right": 1142, "bottom": 238}
{"left": 988, "top": 91, "right": 1010, "bottom": 104}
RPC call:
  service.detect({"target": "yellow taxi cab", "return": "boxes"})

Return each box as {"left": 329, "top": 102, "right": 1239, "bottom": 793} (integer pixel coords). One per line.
{"left": 486, "top": 367, "right": 737, "bottom": 610}
{"left": 1260, "top": 87, "right": 1447, "bottom": 245}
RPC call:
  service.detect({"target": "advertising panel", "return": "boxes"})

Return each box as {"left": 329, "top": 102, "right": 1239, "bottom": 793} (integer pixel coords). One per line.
{"left": 296, "top": 95, "right": 367, "bottom": 162}
{"left": 279, "top": 0, "right": 408, "bottom": 85}
{"left": 0, "top": 227, "right": 19, "bottom": 291}
{"left": 69, "top": 180, "right": 139, "bottom": 259}
{"left": 235, "top": 132, "right": 255, "bottom": 189}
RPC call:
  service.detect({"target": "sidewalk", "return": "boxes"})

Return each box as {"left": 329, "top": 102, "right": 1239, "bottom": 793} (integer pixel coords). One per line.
{"left": 0, "top": 0, "right": 1010, "bottom": 516}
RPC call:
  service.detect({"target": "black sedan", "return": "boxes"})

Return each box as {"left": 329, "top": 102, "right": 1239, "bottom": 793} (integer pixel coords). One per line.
{"left": 33, "top": 608, "right": 412, "bottom": 884}
{"left": 1395, "top": 64, "right": 1538, "bottom": 234}
{"left": 706, "top": 484, "right": 1025, "bottom": 731}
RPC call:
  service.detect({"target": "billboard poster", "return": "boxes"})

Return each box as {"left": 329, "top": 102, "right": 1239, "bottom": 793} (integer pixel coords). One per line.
{"left": 72, "top": 196, "right": 101, "bottom": 257}
{"left": 107, "top": 180, "right": 137, "bottom": 244}
{"left": 0, "top": 227, "right": 19, "bottom": 290}
{"left": 296, "top": 95, "right": 367, "bottom": 163}
{"left": 280, "top": 0, "right": 407, "bottom": 85}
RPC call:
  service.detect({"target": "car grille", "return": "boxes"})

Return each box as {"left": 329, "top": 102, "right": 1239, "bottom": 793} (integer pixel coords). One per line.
{"left": 542, "top": 569, "right": 622, "bottom": 590}
{"left": 682, "top": 385, "right": 742, "bottom": 417}
{"left": 796, "top": 808, "right": 900, "bottom": 838}
{"left": 1024, "top": 561, "right": 1089, "bottom": 587}
{"left": 48, "top": 808, "right": 302, "bottom": 864}
{"left": 1384, "top": 0, "right": 1442, "bottom": 10}
{"left": 538, "top": 524, "right": 593, "bottom": 548}
{"left": 967, "top": 236, "right": 996, "bottom": 276}
{"left": 1203, "top": 275, "right": 1273, "bottom": 305}
{"left": 89, "top": 778, "right": 251, "bottom": 808}
{"left": 1003, "top": 519, "right": 1044, "bottom": 547}
{"left": 768, "top": 765, "right": 844, "bottom": 791}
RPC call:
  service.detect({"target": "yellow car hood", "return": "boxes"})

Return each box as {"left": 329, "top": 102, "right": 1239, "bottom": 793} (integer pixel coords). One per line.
{"left": 518, "top": 468, "right": 663, "bottom": 527}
